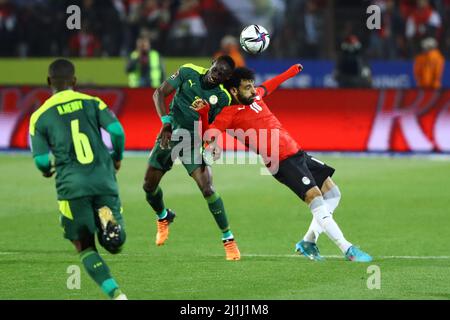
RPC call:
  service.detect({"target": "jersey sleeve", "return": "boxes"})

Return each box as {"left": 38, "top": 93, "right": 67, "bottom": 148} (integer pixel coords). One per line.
{"left": 256, "top": 87, "right": 266, "bottom": 98}
{"left": 95, "top": 98, "right": 119, "bottom": 129}
{"left": 30, "top": 123, "right": 50, "bottom": 156}
{"left": 166, "top": 67, "right": 187, "bottom": 89}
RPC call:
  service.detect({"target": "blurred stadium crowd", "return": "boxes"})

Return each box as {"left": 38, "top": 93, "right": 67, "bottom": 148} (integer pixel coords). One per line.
{"left": 0, "top": 0, "right": 449, "bottom": 59}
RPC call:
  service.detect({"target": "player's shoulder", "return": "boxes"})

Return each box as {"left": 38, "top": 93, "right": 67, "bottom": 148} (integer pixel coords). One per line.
{"left": 30, "top": 91, "right": 106, "bottom": 129}
{"left": 68, "top": 91, "right": 107, "bottom": 108}
{"left": 180, "top": 63, "right": 208, "bottom": 75}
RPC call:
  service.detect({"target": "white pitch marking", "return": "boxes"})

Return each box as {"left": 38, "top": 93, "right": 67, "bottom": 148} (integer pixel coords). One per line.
{"left": 237, "top": 254, "right": 450, "bottom": 260}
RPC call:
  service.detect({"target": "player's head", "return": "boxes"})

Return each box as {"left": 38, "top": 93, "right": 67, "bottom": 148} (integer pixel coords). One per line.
{"left": 136, "top": 36, "right": 151, "bottom": 52}
{"left": 224, "top": 67, "right": 256, "bottom": 105}
{"left": 205, "top": 55, "right": 235, "bottom": 86}
{"left": 47, "top": 59, "right": 76, "bottom": 92}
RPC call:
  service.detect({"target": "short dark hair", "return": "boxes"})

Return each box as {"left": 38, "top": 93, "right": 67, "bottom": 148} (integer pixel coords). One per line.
{"left": 224, "top": 67, "right": 255, "bottom": 90}
{"left": 215, "top": 55, "right": 235, "bottom": 70}
{"left": 48, "top": 58, "right": 75, "bottom": 79}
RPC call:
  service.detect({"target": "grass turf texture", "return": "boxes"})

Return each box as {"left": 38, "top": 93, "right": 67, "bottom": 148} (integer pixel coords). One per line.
{"left": 0, "top": 154, "right": 449, "bottom": 300}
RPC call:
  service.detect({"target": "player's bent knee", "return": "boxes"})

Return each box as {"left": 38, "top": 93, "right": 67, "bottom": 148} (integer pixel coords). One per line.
{"left": 304, "top": 187, "right": 323, "bottom": 204}
{"left": 143, "top": 180, "right": 157, "bottom": 194}
{"left": 201, "top": 186, "right": 215, "bottom": 198}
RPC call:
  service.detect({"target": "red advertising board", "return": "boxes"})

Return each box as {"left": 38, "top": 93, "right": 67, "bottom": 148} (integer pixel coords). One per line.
{"left": 1, "top": 87, "right": 449, "bottom": 152}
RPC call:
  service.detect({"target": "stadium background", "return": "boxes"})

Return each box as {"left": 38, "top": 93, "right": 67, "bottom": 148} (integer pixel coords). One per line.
{"left": 1, "top": 0, "right": 450, "bottom": 301}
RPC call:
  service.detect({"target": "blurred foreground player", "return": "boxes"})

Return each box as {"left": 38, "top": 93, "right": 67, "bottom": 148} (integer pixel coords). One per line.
{"left": 29, "top": 59, "right": 128, "bottom": 299}
{"left": 193, "top": 65, "right": 372, "bottom": 262}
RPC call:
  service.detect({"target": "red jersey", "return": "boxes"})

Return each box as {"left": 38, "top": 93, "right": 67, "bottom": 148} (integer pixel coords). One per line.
{"left": 207, "top": 86, "right": 301, "bottom": 163}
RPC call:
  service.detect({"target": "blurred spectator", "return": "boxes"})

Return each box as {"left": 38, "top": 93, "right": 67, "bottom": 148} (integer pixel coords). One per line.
{"left": 69, "top": 22, "right": 101, "bottom": 57}
{"left": 213, "top": 35, "right": 245, "bottom": 67}
{"left": 414, "top": 36, "right": 445, "bottom": 88}
{"left": 302, "top": 0, "right": 324, "bottom": 58}
{"left": 0, "top": 0, "right": 18, "bottom": 56}
{"left": 167, "top": 0, "right": 207, "bottom": 55}
{"left": 367, "top": 0, "right": 405, "bottom": 59}
{"left": 139, "top": 0, "right": 171, "bottom": 49}
{"left": 2, "top": 0, "right": 450, "bottom": 62}
{"left": 334, "top": 35, "right": 372, "bottom": 88}
{"left": 405, "top": 0, "right": 442, "bottom": 54}
{"left": 126, "top": 36, "right": 165, "bottom": 88}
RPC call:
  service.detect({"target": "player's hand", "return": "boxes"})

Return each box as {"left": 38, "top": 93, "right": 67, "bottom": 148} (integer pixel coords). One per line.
{"left": 190, "top": 99, "right": 210, "bottom": 113}
{"left": 159, "top": 123, "right": 172, "bottom": 149}
{"left": 205, "top": 142, "right": 221, "bottom": 161}
{"left": 290, "top": 64, "right": 303, "bottom": 74}
{"left": 113, "top": 160, "right": 121, "bottom": 172}
{"left": 42, "top": 170, "right": 55, "bottom": 178}
{"left": 211, "top": 144, "right": 222, "bottom": 161}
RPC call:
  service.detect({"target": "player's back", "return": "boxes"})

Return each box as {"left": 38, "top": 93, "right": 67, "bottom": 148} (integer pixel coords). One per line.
{"left": 30, "top": 89, "right": 118, "bottom": 200}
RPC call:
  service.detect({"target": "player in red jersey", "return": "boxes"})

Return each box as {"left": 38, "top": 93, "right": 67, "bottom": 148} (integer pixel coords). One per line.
{"left": 192, "top": 65, "right": 372, "bottom": 262}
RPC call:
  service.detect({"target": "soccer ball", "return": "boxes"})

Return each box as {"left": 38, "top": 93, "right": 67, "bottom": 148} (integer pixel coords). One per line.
{"left": 239, "top": 25, "right": 270, "bottom": 54}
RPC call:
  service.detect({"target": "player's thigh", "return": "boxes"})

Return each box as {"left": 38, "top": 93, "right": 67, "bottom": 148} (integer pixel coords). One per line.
{"left": 148, "top": 138, "right": 174, "bottom": 172}
{"left": 273, "top": 151, "right": 317, "bottom": 201}
{"left": 93, "top": 195, "right": 125, "bottom": 229}
{"left": 181, "top": 139, "right": 208, "bottom": 176}
{"left": 59, "top": 197, "right": 96, "bottom": 241}
{"left": 305, "top": 154, "right": 336, "bottom": 190}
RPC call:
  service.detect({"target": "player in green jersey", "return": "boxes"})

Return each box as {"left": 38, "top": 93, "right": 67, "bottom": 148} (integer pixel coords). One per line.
{"left": 29, "top": 59, "right": 128, "bottom": 299}
{"left": 144, "top": 55, "right": 241, "bottom": 260}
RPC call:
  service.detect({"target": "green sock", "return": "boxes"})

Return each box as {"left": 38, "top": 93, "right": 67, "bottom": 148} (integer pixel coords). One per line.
{"left": 145, "top": 186, "right": 166, "bottom": 218}
{"left": 80, "top": 248, "right": 120, "bottom": 299}
{"left": 205, "top": 192, "right": 230, "bottom": 232}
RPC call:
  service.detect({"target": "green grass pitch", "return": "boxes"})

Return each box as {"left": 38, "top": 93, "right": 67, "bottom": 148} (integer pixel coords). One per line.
{"left": 0, "top": 153, "right": 449, "bottom": 300}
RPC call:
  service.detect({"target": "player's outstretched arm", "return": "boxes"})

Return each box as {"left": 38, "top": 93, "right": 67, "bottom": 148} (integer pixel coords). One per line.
{"left": 260, "top": 64, "right": 303, "bottom": 97}
{"left": 153, "top": 81, "right": 176, "bottom": 149}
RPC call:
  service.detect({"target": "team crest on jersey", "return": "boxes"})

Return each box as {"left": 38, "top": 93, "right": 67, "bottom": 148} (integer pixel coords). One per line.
{"left": 302, "top": 177, "right": 311, "bottom": 185}
{"left": 209, "top": 95, "right": 218, "bottom": 105}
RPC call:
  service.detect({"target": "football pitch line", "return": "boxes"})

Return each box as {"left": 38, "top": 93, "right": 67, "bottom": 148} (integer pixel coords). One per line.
{"left": 1, "top": 251, "right": 449, "bottom": 260}
{"left": 238, "top": 254, "right": 450, "bottom": 260}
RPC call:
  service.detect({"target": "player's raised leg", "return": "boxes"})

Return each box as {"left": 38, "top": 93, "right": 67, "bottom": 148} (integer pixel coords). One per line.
{"left": 304, "top": 187, "right": 372, "bottom": 262}
{"left": 143, "top": 164, "right": 176, "bottom": 246}
{"left": 302, "top": 177, "right": 341, "bottom": 245}
{"left": 191, "top": 166, "right": 240, "bottom": 261}
{"left": 61, "top": 198, "right": 126, "bottom": 300}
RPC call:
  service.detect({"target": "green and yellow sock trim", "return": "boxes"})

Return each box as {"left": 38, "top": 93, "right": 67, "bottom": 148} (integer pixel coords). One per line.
{"left": 205, "top": 192, "right": 220, "bottom": 204}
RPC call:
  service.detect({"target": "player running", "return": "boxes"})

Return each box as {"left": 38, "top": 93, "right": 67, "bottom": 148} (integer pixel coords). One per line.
{"left": 144, "top": 55, "right": 241, "bottom": 260}
{"left": 192, "top": 65, "right": 372, "bottom": 262}
{"left": 29, "top": 59, "right": 128, "bottom": 299}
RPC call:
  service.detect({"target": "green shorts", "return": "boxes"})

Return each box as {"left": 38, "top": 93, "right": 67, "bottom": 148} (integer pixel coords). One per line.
{"left": 148, "top": 131, "right": 208, "bottom": 175}
{"left": 59, "top": 195, "right": 124, "bottom": 241}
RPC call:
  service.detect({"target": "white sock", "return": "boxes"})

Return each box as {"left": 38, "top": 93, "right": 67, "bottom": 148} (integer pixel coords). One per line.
{"left": 303, "top": 186, "right": 341, "bottom": 243}
{"left": 309, "top": 196, "right": 352, "bottom": 254}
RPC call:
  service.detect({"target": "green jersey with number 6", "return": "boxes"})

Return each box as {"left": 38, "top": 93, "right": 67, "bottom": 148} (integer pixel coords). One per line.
{"left": 29, "top": 90, "right": 119, "bottom": 200}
